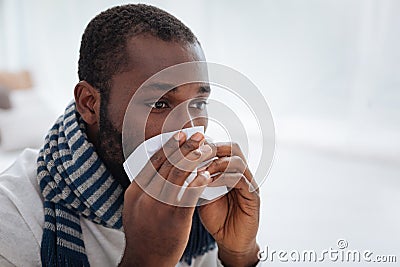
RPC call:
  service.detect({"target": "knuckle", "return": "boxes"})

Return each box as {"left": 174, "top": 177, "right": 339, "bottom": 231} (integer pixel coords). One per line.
{"left": 150, "top": 152, "right": 165, "bottom": 164}
{"left": 233, "top": 155, "right": 245, "bottom": 164}
{"left": 124, "top": 185, "right": 134, "bottom": 199}
{"left": 169, "top": 168, "right": 187, "bottom": 182}
{"left": 164, "top": 139, "right": 178, "bottom": 150}
{"left": 232, "top": 156, "right": 246, "bottom": 171}
{"left": 166, "top": 153, "right": 181, "bottom": 166}
{"left": 207, "top": 142, "right": 217, "bottom": 156}
{"left": 190, "top": 149, "right": 202, "bottom": 159}
{"left": 182, "top": 140, "right": 198, "bottom": 151}
{"left": 231, "top": 142, "right": 240, "bottom": 151}
{"left": 214, "top": 158, "right": 227, "bottom": 171}
{"left": 134, "top": 174, "right": 149, "bottom": 187}
{"left": 162, "top": 159, "right": 174, "bottom": 169}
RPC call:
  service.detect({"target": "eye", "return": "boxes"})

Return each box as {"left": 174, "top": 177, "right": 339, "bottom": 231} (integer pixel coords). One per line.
{"left": 189, "top": 100, "right": 208, "bottom": 110}
{"left": 146, "top": 100, "right": 170, "bottom": 109}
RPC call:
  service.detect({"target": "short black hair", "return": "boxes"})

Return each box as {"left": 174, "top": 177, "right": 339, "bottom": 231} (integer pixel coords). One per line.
{"left": 78, "top": 4, "right": 199, "bottom": 95}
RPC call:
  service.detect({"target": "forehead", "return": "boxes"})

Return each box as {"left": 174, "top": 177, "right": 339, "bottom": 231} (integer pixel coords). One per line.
{"left": 111, "top": 34, "right": 205, "bottom": 96}
{"left": 127, "top": 34, "right": 204, "bottom": 82}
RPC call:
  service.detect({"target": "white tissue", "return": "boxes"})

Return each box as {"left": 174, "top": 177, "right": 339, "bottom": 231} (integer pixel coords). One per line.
{"left": 123, "top": 126, "right": 228, "bottom": 201}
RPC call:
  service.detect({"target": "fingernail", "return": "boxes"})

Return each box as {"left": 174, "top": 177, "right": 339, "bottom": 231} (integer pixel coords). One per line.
{"left": 174, "top": 131, "right": 185, "bottom": 141}
{"left": 191, "top": 132, "right": 204, "bottom": 142}
{"left": 192, "top": 149, "right": 202, "bottom": 158}
{"left": 201, "top": 171, "right": 210, "bottom": 179}
{"left": 197, "top": 166, "right": 207, "bottom": 172}
{"left": 199, "top": 144, "right": 212, "bottom": 153}
{"left": 199, "top": 139, "right": 205, "bottom": 146}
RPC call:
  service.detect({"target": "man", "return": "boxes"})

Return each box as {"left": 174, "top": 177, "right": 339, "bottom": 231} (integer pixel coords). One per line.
{"left": 0, "top": 4, "right": 261, "bottom": 266}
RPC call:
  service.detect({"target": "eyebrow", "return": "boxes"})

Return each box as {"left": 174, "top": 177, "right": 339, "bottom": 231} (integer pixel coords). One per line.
{"left": 143, "top": 82, "right": 211, "bottom": 94}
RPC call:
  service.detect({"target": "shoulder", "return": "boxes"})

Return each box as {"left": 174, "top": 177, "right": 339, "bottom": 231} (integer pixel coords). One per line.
{"left": 0, "top": 148, "right": 43, "bottom": 266}
{"left": 1, "top": 148, "right": 40, "bottom": 181}
{"left": 0, "top": 148, "right": 43, "bottom": 206}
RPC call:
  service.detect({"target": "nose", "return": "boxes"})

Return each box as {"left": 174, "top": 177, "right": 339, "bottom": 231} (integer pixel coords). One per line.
{"left": 182, "top": 117, "right": 195, "bottom": 129}
{"left": 163, "top": 102, "right": 195, "bottom": 132}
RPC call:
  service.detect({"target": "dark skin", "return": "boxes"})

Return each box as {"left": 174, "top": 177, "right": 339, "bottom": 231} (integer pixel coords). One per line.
{"left": 74, "top": 34, "right": 260, "bottom": 267}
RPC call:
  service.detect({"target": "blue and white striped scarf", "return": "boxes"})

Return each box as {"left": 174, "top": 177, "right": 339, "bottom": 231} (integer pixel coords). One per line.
{"left": 37, "top": 102, "right": 215, "bottom": 266}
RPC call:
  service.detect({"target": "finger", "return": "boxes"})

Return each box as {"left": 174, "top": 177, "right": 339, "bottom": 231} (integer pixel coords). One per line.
{"left": 204, "top": 142, "right": 253, "bottom": 180}
{"left": 202, "top": 155, "right": 258, "bottom": 193}
{"left": 213, "top": 142, "right": 246, "bottom": 160}
{"left": 159, "top": 145, "right": 214, "bottom": 204}
{"left": 207, "top": 172, "right": 242, "bottom": 188}
{"left": 135, "top": 131, "right": 186, "bottom": 189}
{"left": 141, "top": 172, "right": 167, "bottom": 199}
{"left": 179, "top": 171, "right": 212, "bottom": 207}
{"left": 141, "top": 145, "right": 204, "bottom": 202}
{"left": 204, "top": 156, "right": 247, "bottom": 176}
{"left": 167, "top": 144, "right": 214, "bottom": 185}
{"left": 210, "top": 173, "right": 259, "bottom": 198}
{"left": 157, "top": 132, "right": 208, "bottom": 179}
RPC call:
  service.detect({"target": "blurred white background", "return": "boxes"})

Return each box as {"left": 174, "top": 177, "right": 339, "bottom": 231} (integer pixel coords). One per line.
{"left": 0, "top": 0, "right": 399, "bottom": 266}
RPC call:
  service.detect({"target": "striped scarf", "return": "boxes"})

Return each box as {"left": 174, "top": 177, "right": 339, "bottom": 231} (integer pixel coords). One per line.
{"left": 37, "top": 102, "right": 215, "bottom": 266}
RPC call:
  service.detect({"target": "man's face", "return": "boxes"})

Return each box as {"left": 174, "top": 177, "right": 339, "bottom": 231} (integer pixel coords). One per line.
{"left": 96, "top": 35, "right": 208, "bottom": 187}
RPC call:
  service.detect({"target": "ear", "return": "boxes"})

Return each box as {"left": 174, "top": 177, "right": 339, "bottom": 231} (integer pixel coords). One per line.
{"left": 74, "top": 81, "right": 100, "bottom": 126}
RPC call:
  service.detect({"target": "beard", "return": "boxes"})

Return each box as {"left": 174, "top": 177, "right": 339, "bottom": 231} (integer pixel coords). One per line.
{"left": 95, "top": 102, "right": 131, "bottom": 190}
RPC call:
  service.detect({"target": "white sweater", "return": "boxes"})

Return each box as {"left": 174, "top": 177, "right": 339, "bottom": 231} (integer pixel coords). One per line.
{"left": 0, "top": 149, "right": 230, "bottom": 267}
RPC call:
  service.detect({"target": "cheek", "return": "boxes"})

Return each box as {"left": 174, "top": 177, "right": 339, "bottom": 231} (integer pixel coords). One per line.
{"left": 106, "top": 104, "right": 127, "bottom": 132}
{"left": 123, "top": 108, "right": 168, "bottom": 151}
{"left": 144, "top": 112, "right": 169, "bottom": 139}
{"left": 121, "top": 105, "right": 149, "bottom": 153}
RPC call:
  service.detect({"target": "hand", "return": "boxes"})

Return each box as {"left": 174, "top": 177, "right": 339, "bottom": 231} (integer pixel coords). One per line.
{"left": 119, "top": 132, "right": 215, "bottom": 267}
{"left": 198, "top": 142, "right": 260, "bottom": 267}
